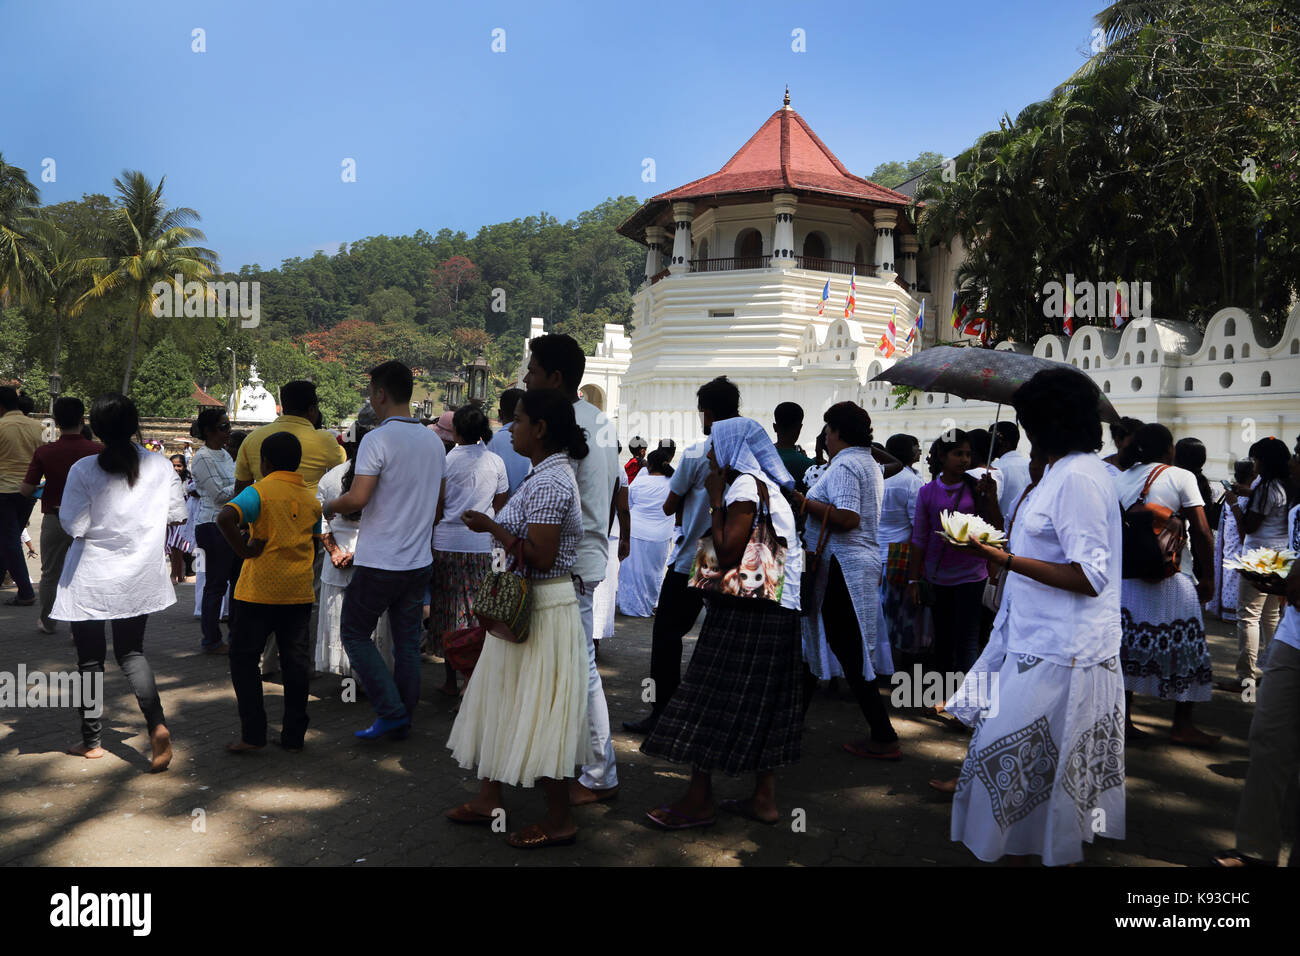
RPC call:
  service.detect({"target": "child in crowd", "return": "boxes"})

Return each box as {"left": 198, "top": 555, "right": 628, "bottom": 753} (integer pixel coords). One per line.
{"left": 216, "top": 431, "right": 322, "bottom": 753}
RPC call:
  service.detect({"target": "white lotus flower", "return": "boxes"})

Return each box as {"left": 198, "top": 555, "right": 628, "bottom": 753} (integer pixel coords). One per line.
{"left": 939, "top": 510, "right": 1006, "bottom": 546}
{"left": 1225, "top": 547, "right": 1296, "bottom": 577}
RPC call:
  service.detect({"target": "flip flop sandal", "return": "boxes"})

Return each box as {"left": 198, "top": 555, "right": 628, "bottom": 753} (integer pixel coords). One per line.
{"left": 843, "top": 741, "right": 903, "bottom": 760}
{"left": 644, "top": 806, "right": 715, "bottom": 830}
{"left": 445, "top": 803, "right": 497, "bottom": 825}
{"left": 718, "top": 798, "right": 780, "bottom": 826}
{"left": 507, "top": 824, "right": 577, "bottom": 849}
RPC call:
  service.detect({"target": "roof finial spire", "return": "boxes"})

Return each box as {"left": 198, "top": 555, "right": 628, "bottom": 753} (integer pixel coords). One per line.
{"left": 783, "top": 84, "right": 790, "bottom": 108}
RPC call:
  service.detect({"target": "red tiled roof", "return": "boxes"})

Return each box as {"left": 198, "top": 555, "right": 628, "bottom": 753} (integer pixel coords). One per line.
{"left": 192, "top": 383, "right": 224, "bottom": 407}
{"left": 656, "top": 106, "right": 912, "bottom": 206}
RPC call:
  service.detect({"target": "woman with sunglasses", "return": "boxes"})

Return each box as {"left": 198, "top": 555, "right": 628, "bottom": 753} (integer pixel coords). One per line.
{"left": 190, "top": 408, "right": 240, "bottom": 654}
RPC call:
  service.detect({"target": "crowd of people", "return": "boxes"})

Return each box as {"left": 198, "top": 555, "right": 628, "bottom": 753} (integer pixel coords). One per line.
{"left": 1, "top": 339, "right": 1297, "bottom": 864}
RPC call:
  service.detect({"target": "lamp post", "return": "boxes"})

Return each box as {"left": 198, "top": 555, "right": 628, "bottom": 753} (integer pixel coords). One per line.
{"left": 225, "top": 347, "right": 237, "bottom": 421}
{"left": 466, "top": 351, "right": 490, "bottom": 407}
{"left": 47, "top": 370, "right": 62, "bottom": 415}
{"left": 444, "top": 375, "right": 465, "bottom": 409}
{"left": 422, "top": 398, "right": 434, "bottom": 420}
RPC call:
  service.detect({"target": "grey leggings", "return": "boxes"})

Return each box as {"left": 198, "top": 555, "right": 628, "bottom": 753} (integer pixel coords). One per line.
{"left": 71, "top": 615, "right": 166, "bottom": 748}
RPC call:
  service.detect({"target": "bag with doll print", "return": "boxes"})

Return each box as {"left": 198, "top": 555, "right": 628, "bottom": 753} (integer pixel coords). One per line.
{"left": 687, "top": 475, "right": 789, "bottom": 606}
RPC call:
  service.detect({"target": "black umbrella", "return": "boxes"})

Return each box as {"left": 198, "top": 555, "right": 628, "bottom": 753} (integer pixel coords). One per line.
{"left": 871, "top": 345, "right": 1120, "bottom": 423}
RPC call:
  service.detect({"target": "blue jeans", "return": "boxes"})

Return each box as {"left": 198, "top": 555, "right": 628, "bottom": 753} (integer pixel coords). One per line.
{"left": 340, "top": 564, "right": 430, "bottom": 722}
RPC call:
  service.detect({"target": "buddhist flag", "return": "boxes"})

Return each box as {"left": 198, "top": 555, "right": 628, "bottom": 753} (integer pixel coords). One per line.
{"left": 1113, "top": 279, "right": 1126, "bottom": 329}
{"left": 905, "top": 300, "right": 924, "bottom": 349}
{"left": 962, "top": 314, "right": 985, "bottom": 338}
{"left": 1063, "top": 283, "right": 1076, "bottom": 337}
{"left": 877, "top": 333, "right": 895, "bottom": 358}
{"left": 950, "top": 291, "right": 965, "bottom": 331}
{"left": 818, "top": 279, "right": 830, "bottom": 315}
{"left": 843, "top": 269, "right": 856, "bottom": 317}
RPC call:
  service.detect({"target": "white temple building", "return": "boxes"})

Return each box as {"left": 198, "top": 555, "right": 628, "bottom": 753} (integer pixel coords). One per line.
{"left": 517, "top": 93, "right": 1300, "bottom": 477}
{"left": 232, "top": 362, "right": 278, "bottom": 425}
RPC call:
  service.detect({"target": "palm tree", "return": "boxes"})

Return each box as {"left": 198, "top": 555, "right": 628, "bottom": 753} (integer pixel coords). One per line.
{"left": 24, "top": 216, "right": 93, "bottom": 384}
{"left": 0, "top": 153, "right": 44, "bottom": 305}
{"left": 74, "top": 171, "right": 218, "bottom": 392}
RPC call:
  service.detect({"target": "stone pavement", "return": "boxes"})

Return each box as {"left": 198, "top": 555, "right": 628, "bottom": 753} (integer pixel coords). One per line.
{"left": 0, "top": 524, "right": 1289, "bottom": 867}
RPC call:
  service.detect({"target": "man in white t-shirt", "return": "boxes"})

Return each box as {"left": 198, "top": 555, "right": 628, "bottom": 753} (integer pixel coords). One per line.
{"left": 525, "top": 334, "right": 620, "bottom": 802}
{"left": 990, "top": 421, "right": 1032, "bottom": 520}
{"left": 326, "top": 361, "right": 446, "bottom": 741}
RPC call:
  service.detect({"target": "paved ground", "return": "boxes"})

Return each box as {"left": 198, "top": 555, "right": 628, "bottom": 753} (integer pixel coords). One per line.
{"left": 0, "top": 515, "right": 1290, "bottom": 866}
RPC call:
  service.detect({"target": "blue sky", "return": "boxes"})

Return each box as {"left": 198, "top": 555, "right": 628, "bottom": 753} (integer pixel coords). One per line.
{"left": 2, "top": 0, "right": 1104, "bottom": 271}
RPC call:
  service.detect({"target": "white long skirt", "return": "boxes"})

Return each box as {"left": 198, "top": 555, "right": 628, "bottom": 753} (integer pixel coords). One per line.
{"left": 447, "top": 578, "right": 594, "bottom": 787}
{"left": 591, "top": 534, "right": 619, "bottom": 640}
{"left": 951, "top": 651, "right": 1126, "bottom": 866}
{"left": 616, "top": 536, "right": 671, "bottom": 618}
{"left": 316, "top": 580, "right": 392, "bottom": 677}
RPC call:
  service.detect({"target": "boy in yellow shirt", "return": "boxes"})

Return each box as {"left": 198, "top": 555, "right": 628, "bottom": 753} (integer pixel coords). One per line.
{"left": 217, "top": 432, "right": 322, "bottom": 752}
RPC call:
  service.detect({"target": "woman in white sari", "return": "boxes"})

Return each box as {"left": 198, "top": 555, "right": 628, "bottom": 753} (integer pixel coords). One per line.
{"left": 947, "top": 368, "right": 1125, "bottom": 866}
{"left": 617, "top": 449, "right": 675, "bottom": 617}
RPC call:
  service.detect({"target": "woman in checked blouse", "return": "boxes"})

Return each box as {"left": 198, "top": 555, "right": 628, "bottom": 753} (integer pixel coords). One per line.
{"left": 445, "top": 388, "right": 595, "bottom": 849}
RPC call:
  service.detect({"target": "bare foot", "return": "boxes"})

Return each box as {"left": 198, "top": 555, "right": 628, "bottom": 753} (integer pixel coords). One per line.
{"left": 225, "top": 740, "right": 264, "bottom": 754}
{"left": 568, "top": 780, "right": 619, "bottom": 806}
{"left": 928, "top": 777, "right": 958, "bottom": 794}
{"left": 67, "top": 743, "right": 105, "bottom": 759}
{"left": 149, "top": 725, "right": 173, "bottom": 772}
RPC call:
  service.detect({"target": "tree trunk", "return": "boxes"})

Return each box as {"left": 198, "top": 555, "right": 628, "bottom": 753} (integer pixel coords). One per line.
{"left": 121, "top": 287, "right": 145, "bottom": 394}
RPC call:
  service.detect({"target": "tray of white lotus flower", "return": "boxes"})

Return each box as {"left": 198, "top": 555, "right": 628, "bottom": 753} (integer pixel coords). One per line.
{"left": 938, "top": 510, "right": 1007, "bottom": 547}
{"left": 1224, "top": 547, "right": 1296, "bottom": 578}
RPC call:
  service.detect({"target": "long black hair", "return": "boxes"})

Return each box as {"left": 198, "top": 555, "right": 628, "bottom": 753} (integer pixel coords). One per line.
{"left": 1174, "top": 437, "right": 1212, "bottom": 509}
{"left": 452, "top": 404, "right": 493, "bottom": 444}
{"left": 90, "top": 394, "right": 143, "bottom": 487}
{"left": 1248, "top": 436, "right": 1293, "bottom": 511}
{"left": 928, "top": 428, "right": 977, "bottom": 497}
{"left": 518, "top": 389, "right": 589, "bottom": 460}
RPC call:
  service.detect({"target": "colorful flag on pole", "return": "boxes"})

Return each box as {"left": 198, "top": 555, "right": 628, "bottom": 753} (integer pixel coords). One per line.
{"left": 905, "top": 300, "right": 924, "bottom": 350}
{"left": 818, "top": 278, "right": 830, "bottom": 316}
{"left": 950, "top": 291, "right": 967, "bottom": 331}
{"left": 843, "top": 269, "right": 856, "bottom": 317}
{"left": 1063, "top": 283, "right": 1076, "bottom": 337}
{"left": 879, "top": 306, "right": 898, "bottom": 357}
{"left": 1113, "top": 279, "right": 1126, "bottom": 329}
{"left": 962, "top": 315, "right": 985, "bottom": 338}
{"left": 877, "top": 333, "right": 895, "bottom": 358}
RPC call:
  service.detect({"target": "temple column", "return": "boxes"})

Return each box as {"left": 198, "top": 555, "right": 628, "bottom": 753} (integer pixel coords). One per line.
{"left": 772, "top": 192, "right": 798, "bottom": 268}
{"left": 669, "top": 201, "right": 695, "bottom": 275}
{"left": 644, "top": 225, "right": 667, "bottom": 281}
{"left": 900, "top": 234, "right": 919, "bottom": 291}
{"left": 873, "top": 209, "right": 898, "bottom": 277}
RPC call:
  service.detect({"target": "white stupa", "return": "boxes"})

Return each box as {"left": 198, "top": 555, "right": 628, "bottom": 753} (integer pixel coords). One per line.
{"left": 233, "top": 362, "right": 278, "bottom": 424}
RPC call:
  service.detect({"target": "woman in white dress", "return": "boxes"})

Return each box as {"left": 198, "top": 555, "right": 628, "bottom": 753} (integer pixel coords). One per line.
{"left": 792, "top": 403, "right": 903, "bottom": 759}
{"left": 948, "top": 368, "right": 1125, "bottom": 866}
{"left": 445, "top": 388, "right": 594, "bottom": 849}
{"left": 316, "top": 422, "right": 393, "bottom": 681}
{"left": 1114, "top": 423, "right": 1217, "bottom": 744}
{"left": 617, "top": 449, "right": 676, "bottom": 617}
{"left": 189, "top": 408, "right": 237, "bottom": 649}
{"left": 1210, "top": 460, "right": 1255, "bottom": 622}
{"left": 430, "top": 405, "right": 508, "bottom": 694}
{"left": 591, "top": 466, "right": 628, "bottom": 646}
{"left": 54, "top": 394, "right": 187, "bottom": 772}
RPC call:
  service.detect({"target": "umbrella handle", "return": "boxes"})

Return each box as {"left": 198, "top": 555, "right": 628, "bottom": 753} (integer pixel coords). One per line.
{"left": 989, "top": 404, "right": 1001, "bottom": 465}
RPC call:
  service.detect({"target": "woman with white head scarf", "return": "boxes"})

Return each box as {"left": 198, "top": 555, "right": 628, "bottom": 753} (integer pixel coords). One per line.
{"left": 642, "top": 416, "right": 804, "bottom": 829}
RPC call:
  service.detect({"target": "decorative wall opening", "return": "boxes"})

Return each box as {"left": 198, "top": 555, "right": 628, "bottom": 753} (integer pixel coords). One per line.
{"left": 1131, "top": 377, "right": 1142, "bottom": 392}
{"left": 1184, "top": 377, "right": 1193, "bottom": 391}
{"left": 1220, "top": 372, "right": 1233, "bottom": 388}
{"left": 1225, "top": 344, "right": 1234, "bottom": 360}
{"left": 734, "top": 228, "right": 763, "bottom": 264}
{"left": 1261, "top": 371, "right": 1271, "bottom": 387}
{"left": 1225, "top": 317, "right": 1237, "bottom": 336}
{"left": 1136, "top": 328, "right": 1147, "bottom": 344}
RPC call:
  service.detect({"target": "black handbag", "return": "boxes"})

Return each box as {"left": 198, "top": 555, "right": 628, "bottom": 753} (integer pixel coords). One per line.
{"left": 800, "top": 504, "right": 836, "bottom": 616}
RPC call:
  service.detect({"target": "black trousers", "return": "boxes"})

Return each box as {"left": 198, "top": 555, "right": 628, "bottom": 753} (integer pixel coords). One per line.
{"left": 648, "top": 570, "right": 706, "bottom": 716}
{"left": 802, "top": 557, "right": 898, "bottom": 744}
{"left": 229, "top": 600, "right": 312, "bottom": 748}
{"left": 930, "top": 579, "right": 985, "bottom": 675}
{"left": 195, "top": 522, "right": 242, "bottom": 648}
{"left": 71, "top": 615, "right": 165, "bottom": 748}
{"left": 0, "top": 491, "right": 36, "bottom": 599}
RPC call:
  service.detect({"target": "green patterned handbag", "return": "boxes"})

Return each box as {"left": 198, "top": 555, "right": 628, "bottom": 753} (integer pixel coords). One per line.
{"left": 473, "top": 539, "right": 532, "bottom": 643}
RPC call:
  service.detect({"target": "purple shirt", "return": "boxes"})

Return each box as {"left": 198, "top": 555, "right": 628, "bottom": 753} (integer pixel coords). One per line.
{"left": 910, "top": 477, "right": 989, "bottom": 586}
